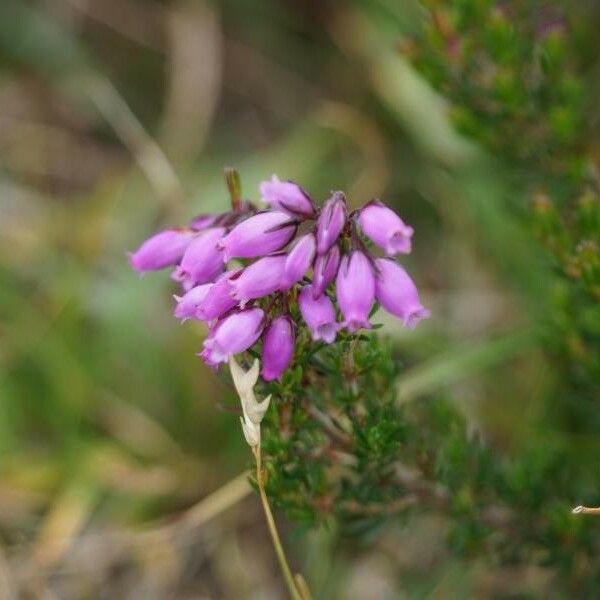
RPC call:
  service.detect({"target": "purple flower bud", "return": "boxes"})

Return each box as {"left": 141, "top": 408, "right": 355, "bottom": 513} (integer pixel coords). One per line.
{"left": 261, "top": 315, "right": 295, "bottom": 381}
{"left": 316, "top": 192, "right": 346, "bottom": 254}
{"left": 196, "top": 269, "right": 240, "bottom": 321}
{"left": 230, "top": 255, "right": 287, "bottom": 307}
{"left": 298, "top": 285, "right": 339, "bottom": 343}
{"left": 312, "top": 244, "right": 340, "bottom": 298}
{"left": 259, "top": 175, "right": 315, "bottom": 217}
{"left": 281, "top": 234, "right": 316, "bottom": 290}
{"left": 358, "top": 201, "right": 413, "bottom": 255}
{"left": 173, "top": 284, "right": 211, "bottom": 321}
{"left": 172, "top": 227, "right": 225, "bottom": 287}
{"left": 218, "top": 212, "right": 297, "bottom": 261}
{"left": 336, "top": 251, "right": 375, "bottom": 332}
{"left": 374, "top": 258, "right": 430, "bottom": 329}
{"left": 178, "top": 275, "right": 198, "bottom": 294}
{"left": 189, "top": 213, "right": 219, "bottom": 231}
{"left": 129, "top": 228, "right": 196, "bottom": 272}
{"left": 199, "top": 308, "right": 264, "bottom": 366}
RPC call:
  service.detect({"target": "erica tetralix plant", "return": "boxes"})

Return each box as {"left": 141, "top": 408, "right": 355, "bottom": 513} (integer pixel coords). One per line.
{"left": 130, "top": 170, "right": 429, "bottom": 381}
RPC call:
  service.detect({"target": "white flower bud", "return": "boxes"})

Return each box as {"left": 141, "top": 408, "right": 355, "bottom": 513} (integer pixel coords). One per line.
{"left": 240, "top": 414, "right": 261, "bottom": 447}
{"left": 229, "top": 356, "right": 260, "bottom": 398}
{"left": 230, "top": 356, "right": 272, "bottom": 447}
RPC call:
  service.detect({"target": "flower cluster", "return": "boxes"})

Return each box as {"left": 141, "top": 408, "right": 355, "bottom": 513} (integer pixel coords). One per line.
{"left": 129, "top": 174, "right": 430, "bottom": 381}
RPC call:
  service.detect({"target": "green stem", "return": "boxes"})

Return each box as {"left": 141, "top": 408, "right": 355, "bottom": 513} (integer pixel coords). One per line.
{"left": 253, "top": 443, "right": 308, "bottom": 600}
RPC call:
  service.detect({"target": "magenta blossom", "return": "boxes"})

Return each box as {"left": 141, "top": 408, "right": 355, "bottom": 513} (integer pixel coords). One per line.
{"left": 196, "top": 270, "right": 240, "bottom": 321}
{"left": 281, "top": 234, "right": 316, "bottom": 290}
{"left": 129, "top": 228, "right": 196, "bottom": 272}
{"left": 374, "top": 258, "right": 430, "bottom": 329}
{"left": 131, "top": 172, "right": 429, "bottom": 379}
{"left": 230, "top": 255, "right": 287, "bottom": 308}
{"left": 358, "top": 201, "right": 413, "bottom": 255}
{"left": 260, "top": 175, "right": 315, "bottom": 217}
{"left": 189, "top": 213, "right": 220, "bottom": 231}
{"left": 218, "top": 211, "right": 297, "bottom": 261}
{"left": 173, "top": 284, "right": 211, "bottom": 321}
{"left": 336, "top": 251, "right": 375, "bottom": 332}
{"left": 200, "top": 308, "right": 265, "bottom": 366}
{"left": 298, "top": 285, "right": 339, "bottom": 343}
{"left": 172, "top": 227, "right": 225, "bottom": 288}
{"left": 312, "top": 244, "right": 340, "bottom": 298}
{"left": 261, "top": 316, "right": 295, "bottom": 381}
{"left": 316, "top": 192, "right": 346, "bottom": 254}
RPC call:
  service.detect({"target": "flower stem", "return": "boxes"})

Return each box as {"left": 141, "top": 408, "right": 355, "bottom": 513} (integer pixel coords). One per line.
{"left": 253, "top": 443, "right": 309, "bottom": 600}
{"left": 225, "top": 167, "right": 242, "bottom": 211}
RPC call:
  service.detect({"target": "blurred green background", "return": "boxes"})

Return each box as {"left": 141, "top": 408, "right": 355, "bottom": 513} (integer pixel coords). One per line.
{"left": 0, "top": 0, "right": 599, "bottom": 597}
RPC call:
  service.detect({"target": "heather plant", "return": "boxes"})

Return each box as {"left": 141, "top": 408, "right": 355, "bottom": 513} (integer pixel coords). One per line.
{"left": 404, "top": 0, "right": 600, "bottom": 403}
{"left": 130, "top": 170, "right": 432, "bottom": 595}
{"left": 130, "top": 161, "right": 600, "bottom": 595}
{"left": 3, "top": 0, "right": 600, "bottom": 596}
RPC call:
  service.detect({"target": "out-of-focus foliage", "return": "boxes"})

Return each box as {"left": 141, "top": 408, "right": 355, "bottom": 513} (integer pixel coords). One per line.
{"left": 404, "top": 0, "right": 600, "bottom": 404}
{"left": 0, "top": 0, "right": 599, "bottom": 597}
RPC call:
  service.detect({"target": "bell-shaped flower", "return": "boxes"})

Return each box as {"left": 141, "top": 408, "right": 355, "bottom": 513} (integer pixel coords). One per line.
{"left": 358, "top": 201, "right": 413, "bottom": 255}
{"left": 129, "top": 228, "right": 196, "bottom": 272}
{"left": 316, "top": 192, "right": 346, "bottom": 254}
{"left": 196, "top": 269, "right": 240, "bottom": 321}
{"left": 218, "top": 211, "right": 297, "bottom": 261}
{"left": 281, "top": 234, "right": 316, "bottom": 290}
{"left": 312, "top": 244, "right": 340, "bottom": 298}
{"left": 189, "top": 213, "right": 219, "bottom": 231}
{"left": 172, "top": 227, "right": 225, "bottom": 288}
{"left": 200, "top": 308, "right": 264, "bottom": 366}
{"left": 374, "top": 258, "right": 430, "bottom": 329}
{"left": 261, "top": 316, "right": 295, "bottom": 381}
{"left": 230, "top": 255, "right": 287, "bottom": 308}
{"left": 173, "top": 283, "right": 211, "bottom": 321}
{"left": 259, "top": 175, "right": 315, "bottom": 217}
{"left": 336, "top": 251, "right": 375, "bottom": 332}
{"left": 298, "top": 285, "right": 339, "bottom": 343}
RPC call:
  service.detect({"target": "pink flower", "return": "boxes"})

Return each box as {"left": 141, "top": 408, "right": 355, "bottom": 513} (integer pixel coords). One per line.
{"left": 358, "top": 201, "right": 413, "bottom": 255}
{"left": 298, "top": 285, "right": 339, "bottom": 343}
{"left": 374, "top": 258, "right": 430, "bottom": 329}
{"left": 260, "top": 175, "right": 315, "bottom": 217}
{"left": 172, "top": 227, "right": 225, "bottom": 288}
{"left": 196, "top": 270, "right": 240, "bottom": 321}
{"left": 281, "top": 234, "right": 316, "bottom": 290}
{"left": 312, "top": 244, "right": 340, "bottom": 298}
{"left": 173, "top": 284, "right": 211, "bottom": 321}
{"left": 189, "top": 213, "right": 220, "bottom": 231}
{"left": 230, "top": 255, "right": 287, "bottom": 307}
{"left": 316, "top": 192, "right": 346, "bottom": 254}
{"left": 129, "top": 228, "right": 196, "bottom": 272}
{"left": 218, "top": 211, "right": 297, "bottom": 261}
{"left": 261, "top": 316, "right": 295, "bottom": 381}
{"left": 200, "top": 308, "right": 265, "bottom": 366}
{"left": 336, "top": 251, "right": 375, "bottom": 332}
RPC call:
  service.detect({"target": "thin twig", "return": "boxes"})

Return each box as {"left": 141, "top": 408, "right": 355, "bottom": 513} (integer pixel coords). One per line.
{"left": 341, "top": 495, "right": 418, "bottom": 516}
{"left": 572, "top": 505, "right": 600, "bottom": 515}
{"left": 306, "top": 404, "right": 352, "bottom": 449}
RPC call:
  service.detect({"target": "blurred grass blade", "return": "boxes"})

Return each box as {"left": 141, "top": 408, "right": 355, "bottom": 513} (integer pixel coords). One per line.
{"left": 84, "top": 75, "right": 186, "bottom": 215}
{"left": 33, "top": 480, "right": 98, "bottom": 569}
{"left": 397, "top": 330, "right": 536, "bottom": 403}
